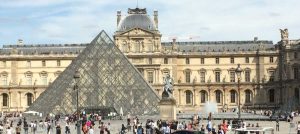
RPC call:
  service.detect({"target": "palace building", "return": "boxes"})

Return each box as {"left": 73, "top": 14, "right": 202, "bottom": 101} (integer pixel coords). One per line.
{"left": 0, "top": 8, "right": 299, "bottom": 112}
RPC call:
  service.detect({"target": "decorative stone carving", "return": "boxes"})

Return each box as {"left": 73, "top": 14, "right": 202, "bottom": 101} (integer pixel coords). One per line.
{"left": 280, "top": 28, "right": 289, "bottom": 40}
{"left": 162, "top": 74, "right": 174, "bottom": 99}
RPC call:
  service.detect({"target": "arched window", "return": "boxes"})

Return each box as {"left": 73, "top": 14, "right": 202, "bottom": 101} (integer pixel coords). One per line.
{"left": 295, "top": 88, "right": 299, "bottom": 101}
{"left": 26, "top": 93, "right": 33, "bottom": 106}
{"left": 200, "top": 90, "right": 208, "bottom": 103}
{"left": 269, "top": 89, "right": 275, "bottom": 103}
{"left": 245, "top": 90, "right": 253, "bottom": 103}
{"left": 122, "top": 43, "right": 127, "bottom": 52}
{"left": 230, "top": 90, "right": 237, "bottom": 103}
{"left": 2, "top": 93, "right": 8, "bottom": 106}
{"left": 215, "top": 90, "right": 222, "bottom": 103}
{"left": 185, "top": 90, "right": 193, "bottom": 104}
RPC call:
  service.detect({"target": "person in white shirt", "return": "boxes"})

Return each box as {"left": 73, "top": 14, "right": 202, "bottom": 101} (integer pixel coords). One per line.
{"left": 88, "top": 126, "right": 94, "bottom": 134}
{"left": 6, "top": 126, "right": 12, "bottom": 134}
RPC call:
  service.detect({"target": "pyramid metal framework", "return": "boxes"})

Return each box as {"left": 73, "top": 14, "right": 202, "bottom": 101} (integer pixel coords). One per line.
{"left": 27, "top": 31, "right": 160, "bottom": 115}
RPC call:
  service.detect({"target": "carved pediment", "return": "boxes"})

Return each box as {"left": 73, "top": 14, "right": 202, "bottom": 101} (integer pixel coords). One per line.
{"left": 118, "top": 28, "right": 156, "bottom": 36}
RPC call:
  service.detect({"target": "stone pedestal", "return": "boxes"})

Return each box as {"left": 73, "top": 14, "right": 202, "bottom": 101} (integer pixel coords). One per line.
{"left": 159, "top": 98, "right": 177, "bottom": 121}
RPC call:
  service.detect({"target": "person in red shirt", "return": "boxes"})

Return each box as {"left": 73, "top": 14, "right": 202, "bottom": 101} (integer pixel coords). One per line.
{"left": 221, "top": 120, "right": 228, "bottom": 134}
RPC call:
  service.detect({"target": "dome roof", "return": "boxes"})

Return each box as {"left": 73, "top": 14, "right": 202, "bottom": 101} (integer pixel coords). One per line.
{"left": 117, "top": 14, "right": 156, "bottom": 31}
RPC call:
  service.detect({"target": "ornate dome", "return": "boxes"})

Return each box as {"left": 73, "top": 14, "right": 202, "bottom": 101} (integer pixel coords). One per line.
{"left": 117, "top": 14, "right": 156, "bottom": 31}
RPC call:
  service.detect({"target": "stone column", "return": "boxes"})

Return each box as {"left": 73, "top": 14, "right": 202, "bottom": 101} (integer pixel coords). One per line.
{"left": 8, "top": 91, "right": 11, "bottom": 112}
{"left": 193, "top": 88, "right": 196, "bottom": 106}
{"left": 18, "top": 91, "right": 21, "bottom": 111}
{"left": 178, "top": 89, "right": 182, "bottom": 105}
{"left": 223, "top": 86, "right": 226, "bottom": 106}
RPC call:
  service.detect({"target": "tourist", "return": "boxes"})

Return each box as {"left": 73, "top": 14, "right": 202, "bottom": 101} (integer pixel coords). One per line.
{"left": 24, "top": 122, "right": 29, "bottom": 134}
{"left": 121, "top": 124, "right": 127, "bottom": 134}
{"left": 0, "top": 123, "right": 3, "bottom": 134}
{"left": 137, "top": 124, "right": 144, "bottom": 134}
{"left": 221, "top": 120, "right": 228, "bottom": 134}
{"left": 106, "top": 122, "right": 111, "bottom": 134}
{"left": 88, "top": 126, "right": 94, "bottom": 134}
{"left": 16, "top": 124, "right": 21, "bottom": 134}
{"left": 6, "top": 127, "right": 12, "bottom": 134}
{"left": 47, "top": 121, "right": 52, "bottom": 134}
{"left": 218, "top": 125, "right": 224, "bottom": 134}
{"left": 99, "top": 122, "right": 105, "bottom": 134}
{"left": 276, "top": 117, "right": 280, "bottom": 131}
{"left": 56, "top": 124, "right": 61, "bottom": 134}
{"left": 207, "top": 120, "right": 212, "bottom": 134}
{"left": 82, "top": 123, "right": 88, "bottom": 134}
{"left": 200, "top": 124, "right": 205, "bottom": 134}
{"left": 65, "top": 122, "right": 71, "bottom": 134}
{"left": 297, "top": 121, "right": 300, "bottom": 134}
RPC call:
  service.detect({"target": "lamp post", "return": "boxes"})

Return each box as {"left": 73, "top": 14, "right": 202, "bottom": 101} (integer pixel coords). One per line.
{"left": 235, "top": 64, "right": 242, "bottom": 121}
{"left": 73, "top": 70, "right": 81, "bottom": 134}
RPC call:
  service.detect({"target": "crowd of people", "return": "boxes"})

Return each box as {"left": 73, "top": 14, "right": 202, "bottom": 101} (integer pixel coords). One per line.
{"left": 0, "top": 110, "right": 300, "bottom": 134}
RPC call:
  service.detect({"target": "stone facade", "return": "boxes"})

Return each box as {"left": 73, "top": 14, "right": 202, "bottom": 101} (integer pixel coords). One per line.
{"left": 0, "top": 8, "right": 299, "bottom": 112}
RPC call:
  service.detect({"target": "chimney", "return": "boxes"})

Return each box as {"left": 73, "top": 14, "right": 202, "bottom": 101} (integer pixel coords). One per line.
{"left": 172, "top": 38, "right": 176, "bottom": 45}
{"left": 17, "top": 39, "right": 23, "bottom": 45}
{"left": 117, "top": 11, "right": 121, "bottom": 27}
{"left": 154, "top": 10, "right": 158, "bottom": 29}
{"left": 254, "top": 37, "right": 258, "bottom": 42}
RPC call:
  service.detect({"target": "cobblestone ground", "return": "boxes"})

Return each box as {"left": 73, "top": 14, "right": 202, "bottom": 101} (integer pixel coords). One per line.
{"left": 1, "top": 116, "right": 299, "bottom": 134}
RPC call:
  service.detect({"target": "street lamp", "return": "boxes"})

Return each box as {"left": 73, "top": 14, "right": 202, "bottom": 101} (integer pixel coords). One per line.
{"left": 235, "top": 64, "right": 242, "bottom": 121}
{"left": 73, "top": 70, "right": 81, "bottom": 134}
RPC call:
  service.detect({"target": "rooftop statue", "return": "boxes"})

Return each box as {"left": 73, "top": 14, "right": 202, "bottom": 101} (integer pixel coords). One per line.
{"left": 280, "top": 28, "right": 289, "bottom": 40}
{"left": 162, "top": 74, "right": 174, "bottom": 99}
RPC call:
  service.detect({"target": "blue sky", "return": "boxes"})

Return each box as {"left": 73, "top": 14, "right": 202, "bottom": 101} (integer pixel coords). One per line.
{"left": 0, "top": 0, "right": 299, "bottom": 46}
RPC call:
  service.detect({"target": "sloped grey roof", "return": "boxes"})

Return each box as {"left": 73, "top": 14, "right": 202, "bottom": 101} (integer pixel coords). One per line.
{"left": 0, "top": 40, "right": 275, "bottom": 55}
{"left": 162, "top": 40, "right": 275, "bottom": 52}
{"left": 0, "top": 44, "right": 87, "bottom": 55}
{"left": 117, "top": 14, "right": 156, "bottom": 31}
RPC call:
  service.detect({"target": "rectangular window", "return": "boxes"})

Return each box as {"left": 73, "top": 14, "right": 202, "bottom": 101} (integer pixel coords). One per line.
{"left": 41, "top": 76, "right": 47, "bottom": 85}
{"left": 245, "top": 57, "right": 249, "bottom": 63}
{"left": 270, "top": 57, "right": 274, "bottom": 63}
{"left": 230, "top": 57, "right": 234, "bottom": 64}
{"left": 245, "top": 71, "right": 251, "bottom": 82}
{"left": 230, "top": 72, "right": 235, "bottom": 82}
{"left": 1, "top": 61, "right": 6, "bottom": 68}
{"left": 294, "top": 68, "right": 299, "bottom": 79}
{"left": 295, "top": 52, "right": 298, "bottom": 59}
{"left": 200, "top": 72, "right": 205, "bottom": 83}
{"left": 1, "top": 75, "right": 7, "bottom": 85}
{"left": 164, "top": 58, "right": 168, "bottom": 64}
{"left": 201, "top": 58, "right": 205, "bottom": 64}
{"left": 147, "top": 72, "right": 153, "bottom": 84}
{"left": 186, "top": 58, "right": 190, "bottom": 64}
{"left": 26, "top": 75, "right": 32, "bottom": 85}
{"left": 27, "top": 60, "right": 31, "bottom": 68}
{"left": 269, "top": 71, "right": 275, "bottom": 82}
{"left": 57, "top": 60, "right": 61, "bottom": 67}
{"left": 215, "top": 72, "right": 220, "bottom": 83}
{"left": 42, "top": 60, "right": 46, "bottom": 67}
{"left": 185, "top": 71, "right": 190, "bottom": 83}
{"left": 148, "top": 58, "right": 152, "bottom": 64}
{"left": 216, "top": 58, "right": 219, "bottom": 64}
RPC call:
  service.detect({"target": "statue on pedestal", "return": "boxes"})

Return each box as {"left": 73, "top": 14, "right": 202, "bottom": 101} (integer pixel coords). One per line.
{"left": 162, "top": 74, "right": 174, "bottom": 99}
{"left": 280, "top": 28, "right": 289, "bottom": 40}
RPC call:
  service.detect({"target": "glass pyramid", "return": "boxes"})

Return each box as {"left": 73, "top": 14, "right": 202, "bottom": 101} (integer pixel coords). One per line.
{"left": 27, "top": 31, "right": 160, "bottom": 115}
